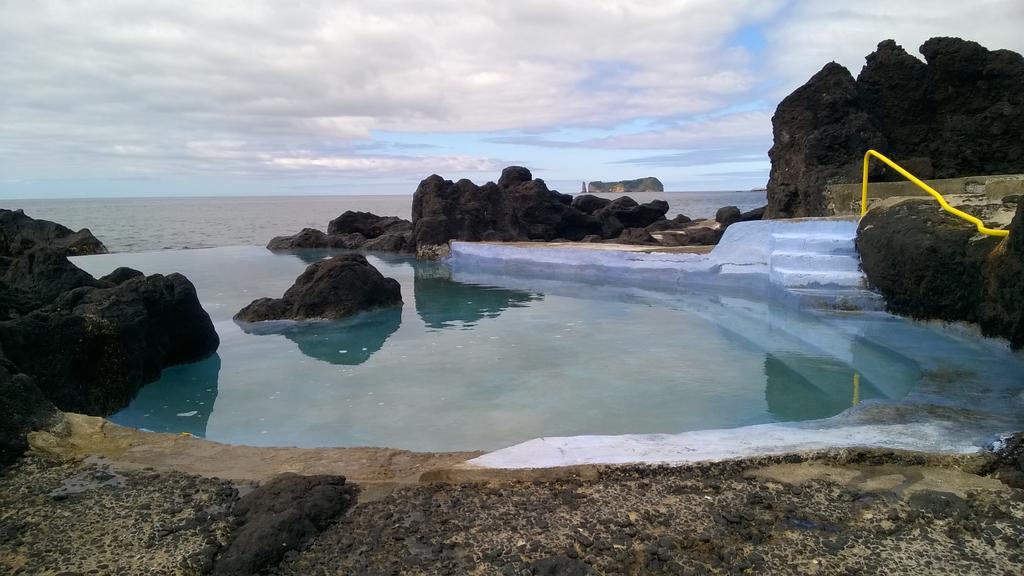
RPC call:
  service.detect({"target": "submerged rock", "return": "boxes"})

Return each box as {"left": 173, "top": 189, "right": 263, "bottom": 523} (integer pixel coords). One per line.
{"left": 235, "top": 254, "right": 402, "bottom": 322}
{"left": 213, "top": 473, "right": 357, "bottom": 576}
{"left": 767, "top": 38, "right": 1024, "bottom": 218}
{"left": 0, "top": 209, "right": 107, "bottom": 256}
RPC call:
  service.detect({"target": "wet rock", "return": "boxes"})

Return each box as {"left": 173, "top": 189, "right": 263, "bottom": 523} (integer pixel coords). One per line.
{"left": 0, "top": 271, "right": 220, "bottom": 414}
{"left": 0, "top": 209, "right": 106, "bottom": 257}
{"left": 715, "top": 206, "right": 742, "bottom": 227}
{"left": 213, "top": 473, "right": 357, "bottom": 576}
{"left": 767, "top": 38, "right": 1024, "bottom": 218}
{"left": 235, "top": 254, "right": 401, "bottom": 322}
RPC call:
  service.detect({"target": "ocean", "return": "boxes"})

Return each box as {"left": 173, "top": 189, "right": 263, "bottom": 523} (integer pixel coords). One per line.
{"left": 5, "top": 190, "right": 766, "bottom": 253}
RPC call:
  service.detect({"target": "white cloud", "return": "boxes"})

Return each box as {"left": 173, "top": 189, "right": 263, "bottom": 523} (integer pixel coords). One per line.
{"left": 763, "top": 1, "right": 1024, "bottom": 96}
{"left": 0, "top": 0, "right": 1022, "bottom": 190}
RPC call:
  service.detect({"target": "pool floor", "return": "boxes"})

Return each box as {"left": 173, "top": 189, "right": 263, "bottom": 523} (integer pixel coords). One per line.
{"left": 72, "top": 246, "right": 1024, "bottom": 452}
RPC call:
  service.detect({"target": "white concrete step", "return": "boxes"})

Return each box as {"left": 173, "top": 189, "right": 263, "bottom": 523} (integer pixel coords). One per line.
{"left": 770, "top": 268, "right": 865, "bottom": 288}
{"left": 772, "top": 234, "right": 858, "bottom": 256}
{"left": 769, "top": 252, "right": 862, "bottom": 273}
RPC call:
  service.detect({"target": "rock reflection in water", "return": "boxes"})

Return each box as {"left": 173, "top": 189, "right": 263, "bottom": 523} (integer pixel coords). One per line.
{"left": 108, "top": 354, "right": 221, "bottom": 437}
{"left": 238, "top": 307, "right": 403, "bottom": 366}
{"left": 414, "top": 264, "right": 542, "bottom": 330}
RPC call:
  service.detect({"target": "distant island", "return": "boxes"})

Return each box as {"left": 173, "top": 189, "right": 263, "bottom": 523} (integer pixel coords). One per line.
{"left": 588, "top": 177, "right": 664, "bottom": 194}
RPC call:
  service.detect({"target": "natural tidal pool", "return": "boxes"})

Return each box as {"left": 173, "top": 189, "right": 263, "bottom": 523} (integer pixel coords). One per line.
{"left": 73, "top": 246, "right": 1024, "bottom": 452}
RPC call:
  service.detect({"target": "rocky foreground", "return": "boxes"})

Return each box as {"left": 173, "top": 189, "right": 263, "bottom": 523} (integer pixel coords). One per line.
{"left": 2, "top": 431, "right": 1023, "bottom": 576}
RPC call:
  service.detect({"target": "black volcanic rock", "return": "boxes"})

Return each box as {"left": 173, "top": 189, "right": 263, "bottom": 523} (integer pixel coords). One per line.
{"left": 593, "top": 197, "right": 669, "bottom": 233}
{"left": 571, "top": 194, "right": 611, "bottom": 215}
{"left": 0, "top": 360, "right": 60, "bottom": 467}
{"left": 856, "top": 198, "right": 1024, "bottom": 349}
{"left": 267, "top": 213, "right": 413, "bottom": 254}
{"left": 979, "top": 201, "right": 1024, "bottom": 348}
{"left": 236, "top": 254, "right": 401, "bottom": 322}
{"left": 0, "top": 209, "right": 107, "bottom": 256}
{"left": 213, "top": 473, "right": 357, "bottom": 576}
{"left": 767, "top": 38, "right": 1024, "bottom": 218}
{"left": 715, "top": 206, "right": 742, "bottom": 227}
{"left": 1, "top": 248, "right": 104, "bottom": 307}
{"left": 766, "top": 62, "right": 884, "bottom": 218}
{"left": 0, "top": 271, "right": 220, "bottom": 414}
{"left": 410, "top": 167, "right": 605, "bottom": 257}
{"left": 615, "top": 228, "right": 658, "bottom": 245}
{"left": 327, "top": 211, "right": 411, "bottom": 238}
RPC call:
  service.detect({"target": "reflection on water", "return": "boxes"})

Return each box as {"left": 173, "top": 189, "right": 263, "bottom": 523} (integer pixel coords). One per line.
{"left": 414, "top": 264, "right": 542, "bottom": 330}
{"left": 109, "top": 354, "right": 221, "bottom": 436}
{"left": 764, "top": 337, "right": 922, "bottom": 421}
{"left": 67, "top": 246, "right": 1023, "bottom": 452}
{"left": 237, "top": 307, "right": 403, "bottom": 366}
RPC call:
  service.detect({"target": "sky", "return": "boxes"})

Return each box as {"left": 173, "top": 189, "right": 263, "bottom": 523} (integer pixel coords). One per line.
{"left": 2, "top": 0, "right": 1023, "bottom": 199}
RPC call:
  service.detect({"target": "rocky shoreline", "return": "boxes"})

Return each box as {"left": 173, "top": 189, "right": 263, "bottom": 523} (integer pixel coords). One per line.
{"left": 3, "top": 419, "right": 1023, "bottom": 575}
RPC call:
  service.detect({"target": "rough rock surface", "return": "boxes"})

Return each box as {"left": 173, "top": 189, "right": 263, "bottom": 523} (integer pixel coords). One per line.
{"left": 767, "top": 38, "right": 1024, "bottom": 218}
{"left": 0, "top": 363, "right": 59, "bottom": 466}
{"left": 0, "top": 456, "right": 239, "bottom": 575}
{"left": 280, "top": 456, "right": 1024, "bottom": 575}
{"left": 213, "top": 473, "right": 357, "bottom": 576}
{"left": 0, "top": 271, "right": 221, "bottom": 414}
{"left": 857, "top": 197, "right": 1022, "bottom": 348}
{"left": 0, "top": 209, "right": 107, "bottom": 256}
{"left": 267, "top": 218, "right": 413, "bottom": 253}
{"left": 979, "top": 201, "right": 1024, "bottom": 348}
{"left": 327, "top": 211, "right": 412, "bottom": 238}
{"left": 411, "top": 167, "right": 670, "bottom": 257}
{"left": 236, "top": 254, "right": 402, "bottom": 322}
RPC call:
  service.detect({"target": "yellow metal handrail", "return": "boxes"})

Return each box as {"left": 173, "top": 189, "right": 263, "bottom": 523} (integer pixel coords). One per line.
{"left": 860, "top": 149, "right": 1009, "bottom": 237}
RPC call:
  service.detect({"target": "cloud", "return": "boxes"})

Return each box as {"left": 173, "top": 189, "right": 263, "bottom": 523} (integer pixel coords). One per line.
{"left": 0, "top": 0, "right": 783, "bottom": 184}
{"left": 762, "top": 1, "right": 1024, "bottom": 96}
{"left": 1, "top": 0, "right": 1022, "bottom": 193}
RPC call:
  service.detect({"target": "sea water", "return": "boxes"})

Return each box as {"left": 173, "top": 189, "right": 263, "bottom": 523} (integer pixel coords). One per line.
{"left": 72, "top": 246, "right": 1024, "bottom": 452}
{"left": 8, "top": 190, "right": 765, "bottom": 252}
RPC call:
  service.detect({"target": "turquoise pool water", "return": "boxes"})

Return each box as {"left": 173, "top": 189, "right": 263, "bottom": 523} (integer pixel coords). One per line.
{"left": 72, "top": 247, "right": 1024, "bottom": 452}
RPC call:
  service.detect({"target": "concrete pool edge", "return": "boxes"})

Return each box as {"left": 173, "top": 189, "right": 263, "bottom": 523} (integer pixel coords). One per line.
{"left": 465, "top": 420, "right": 1008, "bottom": 469}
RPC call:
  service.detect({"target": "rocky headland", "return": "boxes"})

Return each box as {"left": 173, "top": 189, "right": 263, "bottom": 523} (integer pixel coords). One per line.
{"left": 587, "top": 176, "right": 664, "bottom": 194}
{"left": 766, "top": 37, "right": 1024, "bottom": 218}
